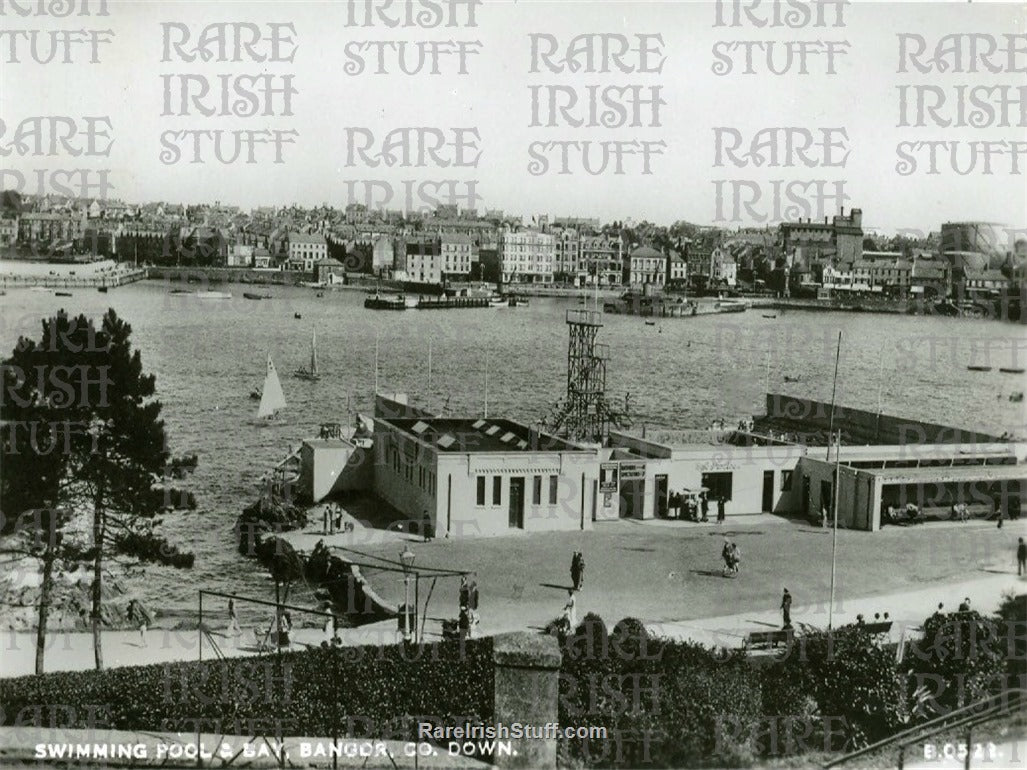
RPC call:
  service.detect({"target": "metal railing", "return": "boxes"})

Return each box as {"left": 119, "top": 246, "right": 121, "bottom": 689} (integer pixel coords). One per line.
{"left": 824, "top": 688, "right": 1026, "bottom": 770}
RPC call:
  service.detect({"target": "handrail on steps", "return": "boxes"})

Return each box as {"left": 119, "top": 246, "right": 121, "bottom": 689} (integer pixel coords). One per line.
{"left": 824, "top": 688, "right": 1025, "bottom": 769}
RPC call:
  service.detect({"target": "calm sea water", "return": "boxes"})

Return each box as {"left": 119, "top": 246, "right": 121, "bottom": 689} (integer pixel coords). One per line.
{"left": 2, "top": 282, "right": 1023, "bottom": 616}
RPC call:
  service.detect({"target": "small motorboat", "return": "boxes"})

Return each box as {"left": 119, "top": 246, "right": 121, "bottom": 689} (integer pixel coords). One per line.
{"left": 195, "top": 291, "right": 232, "bottom": 299}
{"left": 644, "top": 320, "right": 656, "bottom": 326}
{"left": 249, "top": 388, "right": 261, "bottom": 400}
{"left": 97, "top": 286, "right": 108, "bottom": 293}
{"left": 55, "top": 291, "right": 72, "bottom": 297}
{"left": 1011, "top": 392, "right": 1024, "bottom": 403}
{"left": 967, "top": 365, "right": 992, "bottom": 372}
{"left": 294, "top": 313, "right": 302, "bottom": 319}
{"left": 784, "top": 375, "right": 801, "bottom": 383}
{"left": 244, "top": 292, "right": 271, "bottom": 300}
{"left": 762, "top": 314, "right": 777, "bottom": 319}
{"left": 999, "top": 367, "right": 1025, "bottom": 374}
{"left": 170, "top": 289, "right": 193, "bottom": 295}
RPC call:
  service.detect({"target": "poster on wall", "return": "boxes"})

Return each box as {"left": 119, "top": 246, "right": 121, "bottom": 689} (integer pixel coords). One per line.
{"left": 599, "top": 462, "right": 619, "bottom": 493}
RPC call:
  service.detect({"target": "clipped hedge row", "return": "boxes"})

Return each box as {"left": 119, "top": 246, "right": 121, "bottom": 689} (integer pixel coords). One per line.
{"left": 554, "top": 610, "right": 1023, "bottom": 768}
{"left": 0, "top": 637, "right": 493, "bottom": 740}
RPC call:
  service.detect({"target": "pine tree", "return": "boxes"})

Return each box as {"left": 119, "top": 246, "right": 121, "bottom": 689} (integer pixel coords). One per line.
{"left": 1, "top": 309, "right": 196, "bottom": 671}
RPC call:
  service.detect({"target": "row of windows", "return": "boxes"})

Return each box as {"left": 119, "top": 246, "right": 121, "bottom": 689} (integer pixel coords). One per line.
{"left": 387, "top": 445, "right": 436, "bottom": 497}
{"left": 475, "top": 475, "right": 558, "bottom": 506}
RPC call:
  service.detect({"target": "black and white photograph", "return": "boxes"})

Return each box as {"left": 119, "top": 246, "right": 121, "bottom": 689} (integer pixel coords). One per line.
{"left": 0, "top": 1, "right": 1025, "bottom": 768}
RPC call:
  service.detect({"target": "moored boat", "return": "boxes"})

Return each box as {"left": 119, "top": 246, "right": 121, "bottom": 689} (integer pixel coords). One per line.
{"left": 55, "top": 291, "right": 72, "bottom": 297}
{"left": 999, "top": 367, "right": 1025, "bottom": 374}
{"left": 195, "top": 291, "right": 232, "bottom": 299}
{"left": 967, "top": 365, "right": 992, "bottom": 371}
{"left": 365, "top": 292, "right": 410, "bottom": 310}
{"left": 244, "top": 292, "right": 272, "bottom": 300}
{"left": 97, "top": 286, "right": 108, "bottom": 293}
{"left": 294, "top": 329, "right": 321, "bottom": 381}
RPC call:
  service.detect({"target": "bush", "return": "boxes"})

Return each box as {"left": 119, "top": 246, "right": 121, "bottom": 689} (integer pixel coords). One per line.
{"left": 763, "top": 626, "right": 909, "bottom": 752}
{"left": 908, "top": 610, "right": 1011, "bottom": 717}
{"left": 0, "top": 637, "right": 494, "bottom": 739}
{"left": 558, "top": 616, "right": 763, "bottom": 769}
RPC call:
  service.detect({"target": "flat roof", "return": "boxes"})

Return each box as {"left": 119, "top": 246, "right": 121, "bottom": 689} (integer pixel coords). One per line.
{"left": 381, "top": 417, "right": 585, "bottom": 453}
{"left": 862, "top": 465, "right": 1026, "bottom": 483}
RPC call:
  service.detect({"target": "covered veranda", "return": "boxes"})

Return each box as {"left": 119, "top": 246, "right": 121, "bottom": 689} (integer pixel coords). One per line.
{"left": 864, "top": 465, "right": 1026, "bottom": 530}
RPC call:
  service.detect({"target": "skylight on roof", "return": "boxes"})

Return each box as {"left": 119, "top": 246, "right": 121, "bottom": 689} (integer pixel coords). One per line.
{"left": 485, "top": 425, "right": 500, "bottom": 436}
{"left": 437, "top": 434, "right": 456, "bottom": 449}
{"left": 411, "top": 421, "right": 429, "bottom": 435}
{"left": 516, "top": 440, "right": 528, "bottom": 449}
{"left": 472, "top": 419, "right": 486, "bottom": 429}
{"left": 500, "top": 432, "right": 516, "bottom": 443}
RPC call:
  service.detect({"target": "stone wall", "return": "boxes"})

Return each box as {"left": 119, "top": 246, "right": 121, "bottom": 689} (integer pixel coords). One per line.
{"left": 764, "top": 394, "right": 1003, "bottom": 446}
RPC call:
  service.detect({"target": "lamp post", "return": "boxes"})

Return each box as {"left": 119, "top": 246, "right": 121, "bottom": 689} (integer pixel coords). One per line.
{"left": 400, "top": 546, "right": 415, "bottom": 643}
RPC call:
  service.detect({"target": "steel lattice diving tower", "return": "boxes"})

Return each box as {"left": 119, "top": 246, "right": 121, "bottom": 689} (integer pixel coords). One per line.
{"left": 561, "top": 309, "right": 611, "bottom": 443}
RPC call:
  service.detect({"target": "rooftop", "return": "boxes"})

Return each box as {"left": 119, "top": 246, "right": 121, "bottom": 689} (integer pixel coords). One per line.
{"left": 381, "top": 418, "right": 586, "bottom": 453}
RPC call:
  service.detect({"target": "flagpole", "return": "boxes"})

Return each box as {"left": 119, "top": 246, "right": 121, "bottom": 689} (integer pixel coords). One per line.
{"left": 374, "top": 332, "right": 380, "bottom": 396}
{"left": 829, "top": 429, "right": 841, "bottom": 630}
{"left": 427, "top": 339, "right": 433, "bottom": 414}
{"left": 875, "top": 343, "right": 886, "bottom": 443}
{"left": 484, "top": 350, "right": 489, "bottom": 419}
{"left": 826, "top": 331, "right": 842, "bottom": 462}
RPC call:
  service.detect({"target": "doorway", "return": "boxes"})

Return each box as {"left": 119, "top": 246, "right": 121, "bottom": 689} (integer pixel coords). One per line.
{"left": 655, "top": 475, "right": 669, "bottom": 519}
{"left": 620, "top": 479, "right": 645, "bottom": 518}
{"left": 802, "top": 475, "right": 811, "bottom": 516}
{"left": 820, "top": 479, "right": 833, "bottom": 515}
{"left": 762, "top": 470, "right": 774, "bottom": 512}
{"left": 508, "top": 477, "right": 524, "bottom": 529}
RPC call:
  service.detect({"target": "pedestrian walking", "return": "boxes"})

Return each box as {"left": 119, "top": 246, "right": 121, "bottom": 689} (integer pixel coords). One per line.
{"left": 563, "top": 591, "right": 577, "bottom": 630}
{"left": 570, "top": 551, "right": 584, "bottom": 591}
{"left": 958, "top": 597, "right": 971, "bottom": 612}
{"left": 459, "top": 575, "right": 470, "bottom": 611}
{"left": 700, "top": 493, "right": 709, "bottom": 522}
{"left": 323, "top": 505, "right": 330, "bottom": 534}
{"left": 469, "top": 576, "right": 479, "bottom": 611}
{"left": 996, "top": 508, "right": 1004, "bottom": 529}
{"left": 780, "top": 588, "right": 792, "bottom": 628}
{"left": 228, "top": 599, "right": 241, "bottom": 637}
{"left": 127, "top": 599, "right": 152, "bottom": 646}
{"left": 422, "top": 509, "right": 433, "bottom": 542}
{"left": 1017, "top": 538, "right": 1026, "bottom": 576}
{"left": 716, "top": 496, "right": 726, "bottom": 524}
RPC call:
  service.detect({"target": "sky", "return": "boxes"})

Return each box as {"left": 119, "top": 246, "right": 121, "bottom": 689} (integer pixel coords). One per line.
{"left": 2, "top": 0, "right": 1025, "bottom": 238}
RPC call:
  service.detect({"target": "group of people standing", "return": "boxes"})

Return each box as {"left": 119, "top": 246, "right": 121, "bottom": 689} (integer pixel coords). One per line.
{"left": 322, "top": 503, "right": 349, "bottom": 534}
{"left": 669, "top": 491, "right": 727, "bottom": 523}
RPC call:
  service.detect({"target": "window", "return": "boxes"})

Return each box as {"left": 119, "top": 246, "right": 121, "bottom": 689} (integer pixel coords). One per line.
{"left": 549, "top": 475, "right": 558, "bottom": 505}
{"left": 476, "top": 476, "right": 485, "bottom": 505}
{"left": 781, "top": 470, "right": 793, "bottom": 492}
{"left": 533, "top": 476, "right": 542, "bottom": 505}
{"left": 492, "top": 476, "right": 502, "bottom": 505}
{"left": 701, "top": 472, "right": 733, "bottom": 502}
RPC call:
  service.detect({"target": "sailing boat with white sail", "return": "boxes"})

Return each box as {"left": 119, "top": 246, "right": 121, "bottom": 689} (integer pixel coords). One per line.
{"left": 294, "top": 329, "right": 320, "bottom": 381}
{"left": 257, "top": 353, "right": 287, "bottom": 421}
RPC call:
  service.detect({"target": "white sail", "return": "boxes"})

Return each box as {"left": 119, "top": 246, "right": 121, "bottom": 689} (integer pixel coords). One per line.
{"left": 310, "top": 329, "right": 318, "bottom": 376}
{"left": 257, "top": 353, "right": 287, "bottom": 419}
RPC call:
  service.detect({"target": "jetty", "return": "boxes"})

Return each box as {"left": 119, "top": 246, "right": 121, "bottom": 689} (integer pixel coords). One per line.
{"left": 603, "top": 292, "right": 749, "bottom": 318}
{"left": 0, "top": 259, "right": 146, "bottom": 290}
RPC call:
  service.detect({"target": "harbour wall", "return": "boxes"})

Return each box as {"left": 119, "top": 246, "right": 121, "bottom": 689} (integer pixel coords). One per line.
{"left": 764, "top": 394, "right": 1005, "bottom": 446}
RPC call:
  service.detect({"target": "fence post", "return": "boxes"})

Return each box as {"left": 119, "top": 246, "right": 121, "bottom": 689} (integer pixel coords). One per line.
{"left": 492, "top": 632, "right": 561, "bottom": 769}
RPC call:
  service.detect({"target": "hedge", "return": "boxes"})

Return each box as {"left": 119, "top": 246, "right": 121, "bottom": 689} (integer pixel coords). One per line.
{"left": 0, "top": 637, "right": 493, "bottom": 740}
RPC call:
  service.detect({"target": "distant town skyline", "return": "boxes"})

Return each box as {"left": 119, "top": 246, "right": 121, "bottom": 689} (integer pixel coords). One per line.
{"left": 3, "top": 1, "right": 1024, "bottom": 236}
